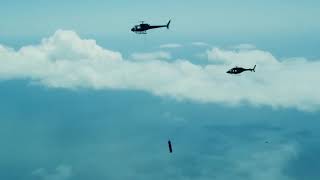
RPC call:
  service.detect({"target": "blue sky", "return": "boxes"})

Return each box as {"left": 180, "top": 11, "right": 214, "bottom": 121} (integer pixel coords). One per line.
{"left": 1, "top": 0, "right": 320, "bottom": 37}
{"left": 1, "top": 0, "right": 320, "bottom": 58}
{"left": 0, "top": 1, "right": 320, "bottom": 180}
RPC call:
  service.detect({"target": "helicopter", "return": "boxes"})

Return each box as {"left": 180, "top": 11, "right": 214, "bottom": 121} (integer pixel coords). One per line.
{"left": 168, "top": 140, "right": 173, "bottom": 153}
{"left": 227, "top": 65, "right": 256, "bottom": 74}
{"left": 131, "top": 20, "right": 171, "bottom": 34}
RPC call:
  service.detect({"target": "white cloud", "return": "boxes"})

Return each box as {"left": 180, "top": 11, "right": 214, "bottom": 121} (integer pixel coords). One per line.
{"left": 130, "top": 51, "right": 171, "bottom": 61}
{"left": 0, "top": 30, "right": 320, "bottom": 111}
{"left": 160, "top": 43, "right": 182, "bottom": 49}
{"left": 207, "top": 47, "right": 279, "bottom": 66}
{"left": 32, "top": 165, "right": 73, "bottom": 180}
{"left": 191, "top": 42, "right": 209, "bottom": 47}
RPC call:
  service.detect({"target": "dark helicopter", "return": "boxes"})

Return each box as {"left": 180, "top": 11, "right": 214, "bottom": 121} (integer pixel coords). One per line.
{"left": 168, "top": 140, "right": 173, "bottom": 153}
{"left": 131, "top": 20, "right": 171, "bottom": 34}
{"left": 227, "top": 65, "right": 256, "bottom": 74}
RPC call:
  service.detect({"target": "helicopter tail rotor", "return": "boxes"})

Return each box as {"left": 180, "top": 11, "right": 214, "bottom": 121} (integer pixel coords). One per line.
{"left": 252, "top": 65, "right": 256, "bottom": 72}
{"left": 167, "top": 20, "right": 171, "bottom": 29}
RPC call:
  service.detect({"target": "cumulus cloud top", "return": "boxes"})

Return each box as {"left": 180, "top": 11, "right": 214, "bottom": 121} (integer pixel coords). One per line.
{"left": 0, "top": 30, "right": 319, "bottom": 111}
{"left": 207, "top": 47, "right": 279, "bottom": 66}
{"left": 31, "top": 30, "right": 122, "bottom": 62}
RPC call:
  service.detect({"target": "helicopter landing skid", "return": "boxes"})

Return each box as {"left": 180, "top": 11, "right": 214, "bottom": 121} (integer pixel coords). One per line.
{"left": 135, "top": 31, "right": 147, "bottom": 34}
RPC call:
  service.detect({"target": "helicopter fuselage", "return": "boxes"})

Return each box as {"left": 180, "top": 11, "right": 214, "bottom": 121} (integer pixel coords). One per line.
{"left": 131, "top": 24, "right": 166, "bottom": 33}
{"left": 227, "top": 67, "right": 251, "bottom": 74}
{"left": 227, "top": 65, "right": 256, "bottom": 74}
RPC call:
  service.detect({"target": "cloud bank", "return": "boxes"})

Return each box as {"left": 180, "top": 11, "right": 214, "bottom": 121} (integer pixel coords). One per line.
{"left": 0, "top": 30, "right": 319, "bottom": 111}
{"left": 130, "top": 51, "right": 171, "bottom": 61}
